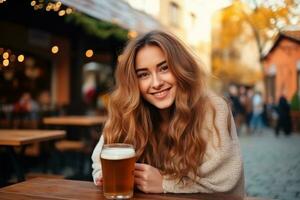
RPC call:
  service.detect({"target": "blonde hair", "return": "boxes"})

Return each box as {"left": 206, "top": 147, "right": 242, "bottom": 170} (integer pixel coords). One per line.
{"left": 103, "top": 30, "right": 225, "bottom": 180}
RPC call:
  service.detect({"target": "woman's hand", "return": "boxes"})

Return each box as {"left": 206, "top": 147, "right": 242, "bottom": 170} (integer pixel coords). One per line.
{"left": 95, "top": 177, "right": 103, "bottom": 186}
{"left": 134, "top": 163, "right": 164, "bottom": 193}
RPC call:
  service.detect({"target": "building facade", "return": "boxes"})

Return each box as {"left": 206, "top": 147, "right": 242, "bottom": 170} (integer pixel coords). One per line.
{"left": 124, "top": 0, "right": 231, "bottom": 72}
{"left": 263, "top": 29, "right": 300, "bottom": 101}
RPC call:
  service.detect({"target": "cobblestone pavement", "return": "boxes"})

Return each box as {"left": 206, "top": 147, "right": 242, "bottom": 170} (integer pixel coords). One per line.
{"left": 239, "top": 129, "right": 300, "bottom": 200}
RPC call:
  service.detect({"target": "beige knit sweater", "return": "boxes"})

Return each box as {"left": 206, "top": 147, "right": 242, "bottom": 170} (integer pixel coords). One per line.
{"left": 91, "top": 93, "right": 245, "bottom": 197}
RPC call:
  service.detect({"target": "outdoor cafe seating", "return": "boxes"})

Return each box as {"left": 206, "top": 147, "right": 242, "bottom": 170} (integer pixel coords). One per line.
{"left": 0, "top": 100, "right": 107, "bottom": 183}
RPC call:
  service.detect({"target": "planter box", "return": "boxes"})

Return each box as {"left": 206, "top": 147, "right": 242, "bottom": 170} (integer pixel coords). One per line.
{"left": 291, "top": 111, "right": 300, "bottom": 133}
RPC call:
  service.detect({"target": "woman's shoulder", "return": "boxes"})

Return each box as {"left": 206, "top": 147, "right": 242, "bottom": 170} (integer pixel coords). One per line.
{"left": 201, "top": 91, "right": 235, "bottom": 146}
{"left": 205, "top": 91, "right": 229, "bottom": 112}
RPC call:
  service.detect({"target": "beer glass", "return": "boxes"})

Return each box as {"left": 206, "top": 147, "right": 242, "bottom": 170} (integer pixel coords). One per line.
{"left": 100, "top": 143, "right": 135, "bottom": 199}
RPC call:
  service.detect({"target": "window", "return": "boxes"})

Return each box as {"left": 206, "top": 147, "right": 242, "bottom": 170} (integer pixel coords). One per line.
{"left": 266, "top": 75, "right": 276, "bottom": 100}
{"left": 266, "top": 64, "right": 276, "bottom": 100}
{"left": 169, "top": 2, "right": 180, "bottom": 27}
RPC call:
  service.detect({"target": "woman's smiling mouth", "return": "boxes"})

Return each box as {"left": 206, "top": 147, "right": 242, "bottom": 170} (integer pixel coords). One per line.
{"left": 151, "top": 88, "right": 171, "bottom": 98}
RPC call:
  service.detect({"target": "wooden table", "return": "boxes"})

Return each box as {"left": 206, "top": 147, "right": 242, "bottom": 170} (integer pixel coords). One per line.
{"left": 43, "top": 116, "right": 107, "bottom": 126}
{"left": 0, "top": 178, "right": 250, "bottom": 200}
{"left": 0, "top": 130, "right": 66, "bottom": 146}
{"left": 0, "top": 129, "right": 66, "bottom": 181}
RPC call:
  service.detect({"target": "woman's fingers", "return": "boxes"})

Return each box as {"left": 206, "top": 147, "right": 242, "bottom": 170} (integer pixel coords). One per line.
{"left": 95, "top": 177, "right": 103, "bottom": 186}
{"left": 134, "top": 177, "right": 145, "bottom": 185}
{"left": 136, "top": 184, "right": 146, "bottom": 193}
{"left": 134, "top": 169, "right": 145, "bottom": 178}
{"left": 135, "top": 177, "right": 149, "bottom": 193}
{"left": 135, "top": 163, "right": 147, "bottom": 171}
{"left": 135, "top": 163, "right": 148, "bottom": 180}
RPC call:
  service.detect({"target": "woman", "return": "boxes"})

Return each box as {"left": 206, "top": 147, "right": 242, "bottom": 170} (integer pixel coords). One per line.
{"left": 92, "top": 31, "right": 244, "bottom": 197}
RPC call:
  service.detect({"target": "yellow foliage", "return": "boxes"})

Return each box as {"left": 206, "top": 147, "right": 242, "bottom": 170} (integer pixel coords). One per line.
{"left": 211, "top": 0, "right": 297, "bottom": 85}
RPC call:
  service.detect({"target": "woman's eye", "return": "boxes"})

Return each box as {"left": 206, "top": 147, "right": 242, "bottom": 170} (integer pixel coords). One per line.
{"left": 137, "top": 72, "right": 149, "bottom": 79}
{"left": 160, "top": 65, "right": 169, "bottom": 72}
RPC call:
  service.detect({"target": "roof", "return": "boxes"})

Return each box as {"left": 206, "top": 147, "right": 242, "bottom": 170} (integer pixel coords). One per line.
{"left": 57, "top": 0, "right": 164, "bottom": 33}
{"left": 262, "top": 25, "right": 300, "bottom": 58}
{"left": 261, "top": 33, "right": 280, "bottom": 58}
{"left": 281, "top": 25, "right": 300, "bottom": 41}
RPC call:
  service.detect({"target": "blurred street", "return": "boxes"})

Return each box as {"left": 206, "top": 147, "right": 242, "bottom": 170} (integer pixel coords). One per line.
{"left": 240, "top": 128, "right": 300, "bottom": 200}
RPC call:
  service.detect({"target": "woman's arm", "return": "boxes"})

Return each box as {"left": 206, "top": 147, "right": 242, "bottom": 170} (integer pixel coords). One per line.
{"left": 162, "top": 95, "right": 244, "bottom": 197}
{"left": 91, "top": 134, "right": 104, "bottom": 185}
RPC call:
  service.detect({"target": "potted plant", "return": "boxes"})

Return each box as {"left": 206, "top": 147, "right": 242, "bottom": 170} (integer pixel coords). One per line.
{"left": 290, "top": 92, "right": 300, "bottom": 132}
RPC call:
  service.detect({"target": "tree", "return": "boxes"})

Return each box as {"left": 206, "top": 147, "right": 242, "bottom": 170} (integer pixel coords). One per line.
{"left": 242, "top": 0, "right": 300, "bottom": 59}
{"left": 211, "top": 0, "right": 300, "bottom": 86}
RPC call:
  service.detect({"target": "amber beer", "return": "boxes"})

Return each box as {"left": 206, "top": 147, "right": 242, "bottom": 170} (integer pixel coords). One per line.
{"left": 100, "top": 144, "right": 135, "bottom": 199}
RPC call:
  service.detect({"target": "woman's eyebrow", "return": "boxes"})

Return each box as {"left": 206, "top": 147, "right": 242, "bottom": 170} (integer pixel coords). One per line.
{"left": 156, "top": 60, "right": 167, "bottom": 67}
{"left": 135, "top": 68, "right": 147, "bottom": 72}
{"left": 135, "top": 60, "right": 167, "bottom": 72}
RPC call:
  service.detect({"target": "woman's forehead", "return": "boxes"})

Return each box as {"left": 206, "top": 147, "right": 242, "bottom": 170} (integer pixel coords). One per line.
{"left": 135, "top": 45, "right": 166, "bottom": 69}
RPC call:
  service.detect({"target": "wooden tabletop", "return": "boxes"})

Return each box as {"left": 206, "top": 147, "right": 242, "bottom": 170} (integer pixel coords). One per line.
{"left": 43, "top": 115, "right": 107, "bottom": 126}
{"left": 0, "top": 178, "right": 247, "bottom": 200}
{"left": 0, "top": 129, "right": 66, "bottom": 146}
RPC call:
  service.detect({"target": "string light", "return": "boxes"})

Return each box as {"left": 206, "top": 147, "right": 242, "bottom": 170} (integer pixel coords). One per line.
{"left": 66, "top": 8, "right": 73, "bottom": 15}
{"left": 30, "top": 0, "right": 74, "bottom": 16}
{"left": 51, "top": 45, "right": 59, "bottom": 54}
{"left": 58, "top": 10, "right": 66, "bottom": 16}
{"left": 0, "top": 48, "right": 26, "bottom": 68}
{"left": 31, "top": 0, "right": 36, "bottom": 6}
{"left": 85, "top": 49, "right": 94, "bottom": 58}
{"left": 2, "top": 52, "right": 9, "bottom": 59}
{"left": 18, "top": 55, "right": 25, "bottom": 62}
{"left": 3, "top": 59, "right": 9, "bottom": 67}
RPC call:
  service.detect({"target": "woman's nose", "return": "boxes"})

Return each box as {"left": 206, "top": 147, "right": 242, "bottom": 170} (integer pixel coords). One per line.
{"left": 151, "top": 74, "right": 163, "bottom": 89}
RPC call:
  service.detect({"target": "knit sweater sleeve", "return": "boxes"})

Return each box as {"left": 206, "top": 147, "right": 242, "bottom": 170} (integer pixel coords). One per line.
{"left": 91, "top": 134, "right": 104, "bottom": 185}
{"left": 162, "top": 95, "right": 244, "bottom": 197}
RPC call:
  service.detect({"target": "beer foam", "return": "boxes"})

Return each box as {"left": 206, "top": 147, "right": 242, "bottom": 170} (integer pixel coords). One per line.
{"left": 101, "top": 148, "right": 135, "bottom": 160}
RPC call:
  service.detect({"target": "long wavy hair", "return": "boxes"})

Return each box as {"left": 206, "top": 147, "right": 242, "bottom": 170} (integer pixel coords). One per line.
{"left": 103, "top": 30, "right": 223, "bottom": 180}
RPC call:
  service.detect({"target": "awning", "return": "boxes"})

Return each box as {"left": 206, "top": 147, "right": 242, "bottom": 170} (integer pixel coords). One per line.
{"left": 57, "top": 0, "right": 164, "bottom": 33}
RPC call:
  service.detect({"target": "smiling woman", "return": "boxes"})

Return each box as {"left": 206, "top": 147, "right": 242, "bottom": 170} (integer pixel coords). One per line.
{"left": 91, "top": 30, "right": 245, "bottom": 198}
{"left": 135, "top": 46, "right": 177, "bottom": 110}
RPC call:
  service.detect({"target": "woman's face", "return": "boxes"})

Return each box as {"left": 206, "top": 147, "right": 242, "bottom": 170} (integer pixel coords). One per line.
{"left": 135, "top": 45, "right": 177, "bottom": 110}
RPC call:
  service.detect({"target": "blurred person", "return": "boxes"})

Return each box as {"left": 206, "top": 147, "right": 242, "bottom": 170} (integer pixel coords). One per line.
{"left": 265, "top": 96, "right": 278, "bottom": 128}
{"left": 250, "top": 91, "right": 264, "bottom": 134}
{"left": 92, "top": 31, "right": 244, "bottom": 197}
{"left": 237, "top": 86, "right": 247, "bottom": 133}
{"left": 14, "top": 92, "right": 39, "bottom": 120}
{"left": 38, "top": 90, "right": 56, "bottom": 117}
{"left": 275, "top": 95, "right": 292, "bottom": 136}
{"left": 228, "top": 84, "right": 239, "bottom": 116}
{"left": 244, "top": 88, "right": 254, "bottom": 135}
{"left": 96, "top": 92, "right": 109, "bottom": 115}
{"left": 12, "top": 92, "right": 39, "bottom": 128}
{"left": 82, "top": 72, "right": 101, "bottom": 115}
{"left": 228, "top": 84, "right": 244, "bottom": 134}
